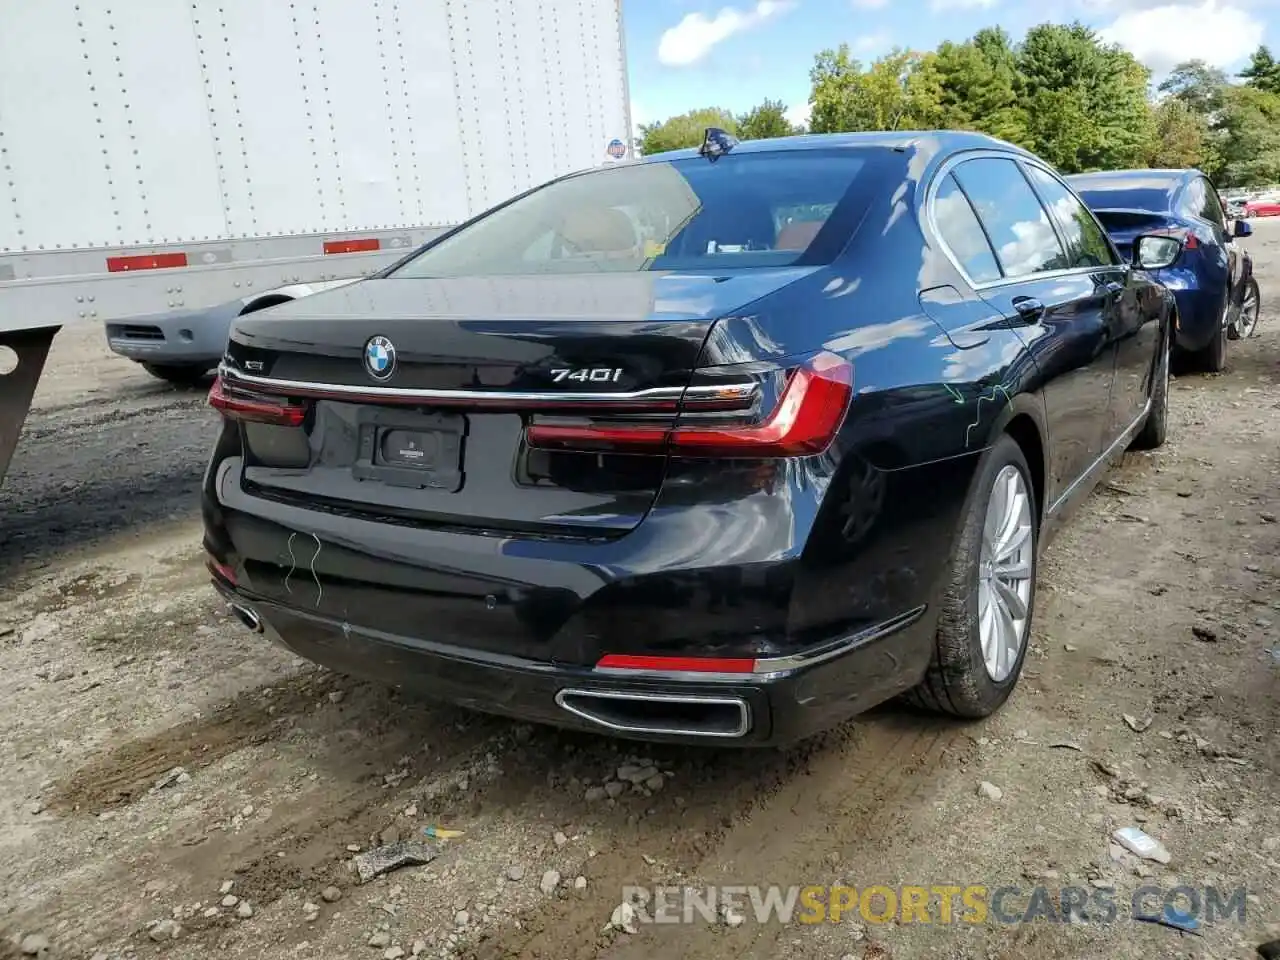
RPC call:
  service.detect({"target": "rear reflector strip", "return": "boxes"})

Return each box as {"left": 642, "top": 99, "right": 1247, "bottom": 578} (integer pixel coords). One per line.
{"left": 106, "top": 252, "right": 189, "bottom": 273}
{"left": 596, "top": 654, "right": 757, "bottom": 673}
{"left": 323, "top": 237, "right": 381, "bottom": 255}
{"left": 206, "top": 556, "right": 236, "bottom": 585}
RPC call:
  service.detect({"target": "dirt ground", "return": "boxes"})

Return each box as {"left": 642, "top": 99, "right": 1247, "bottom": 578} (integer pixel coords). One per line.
{"left": 1, "top": 223, "right": 1278, "bottom": 960}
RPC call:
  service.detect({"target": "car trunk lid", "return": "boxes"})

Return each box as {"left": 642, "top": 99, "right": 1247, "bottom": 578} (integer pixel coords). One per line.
{"left": 217, "top": 269, "right": 817, "bottom": 537}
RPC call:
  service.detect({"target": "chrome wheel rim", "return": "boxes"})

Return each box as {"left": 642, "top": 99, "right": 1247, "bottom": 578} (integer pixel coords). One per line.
{"left": 978, "top": 465, "right": 1034, "bottom": 682}
{"left": 1239, "top": 286, "right": 1259, "bottom": 338}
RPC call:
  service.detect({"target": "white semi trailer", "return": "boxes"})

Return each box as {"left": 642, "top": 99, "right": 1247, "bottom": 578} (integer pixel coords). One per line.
{"left": 0, "top": 0, "right": 633, "bottom": 487}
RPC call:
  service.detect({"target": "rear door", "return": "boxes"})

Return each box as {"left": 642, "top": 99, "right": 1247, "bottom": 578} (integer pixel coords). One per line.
{"left": 945, "top": 155, "right": 1118, "bottom": 505}
{"left": 1021, "top": 164, "right": 1148, "bottom": 442}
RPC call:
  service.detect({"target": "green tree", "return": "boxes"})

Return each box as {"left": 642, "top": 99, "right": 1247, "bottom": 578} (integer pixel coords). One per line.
{"left": 1240, "top": 45, "right": 1280, "bottom": 95}
{"left": 737, "top": 98, "right": 802, "bottom": 140}
{"left": 809, "top": 46, "right": 932, "bottom": 133}
{"left": 1159, "top": 60, "right": 1229, "bottom": 115}
{"left": 1016, "top": 23, "right": 1152, "bottom": 172}
{"left": 637, "top": 107, "right": 738, "bottom": 156}
{"left": 1213, "top": 85, "right": 1280, "bottom": 186}
{"left": 912, "top": 40, "right": 1026, "bottom": 142}
{"left": 1147, "top": 97, "right": 1213, "bottom": 170}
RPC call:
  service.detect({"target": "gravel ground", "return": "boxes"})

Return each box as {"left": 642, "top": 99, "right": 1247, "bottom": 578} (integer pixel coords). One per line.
{"left": 1, "top": 224, "right": 1278, "bottom": 960}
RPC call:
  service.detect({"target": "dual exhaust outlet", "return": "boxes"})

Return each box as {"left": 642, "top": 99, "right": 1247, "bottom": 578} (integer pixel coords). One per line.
{"left": 227, "top": 601, "right": 750, "bottom": 739}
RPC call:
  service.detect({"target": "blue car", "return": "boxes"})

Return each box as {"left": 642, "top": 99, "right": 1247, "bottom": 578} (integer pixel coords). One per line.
{"left": 1067, "top": 169, "right": 1259, "bottom": 372}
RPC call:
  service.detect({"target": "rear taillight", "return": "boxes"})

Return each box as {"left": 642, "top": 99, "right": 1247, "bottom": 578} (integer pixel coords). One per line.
{"left": 208, "top": 375, "right": 307, "bottom": 427}
{"left": 1148, "top": 227, "right": 1198, "bottom": 251}
{"left": 525, "top": 351, "right": 853, "bottom": 458}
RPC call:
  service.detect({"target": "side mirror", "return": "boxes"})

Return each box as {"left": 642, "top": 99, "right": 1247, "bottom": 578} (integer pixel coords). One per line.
{"left": 1234, "top": 219, "right": 1252, "bottom": 238}
{"left": 1132, "top": 234, "right": 1183, "bottom": 270}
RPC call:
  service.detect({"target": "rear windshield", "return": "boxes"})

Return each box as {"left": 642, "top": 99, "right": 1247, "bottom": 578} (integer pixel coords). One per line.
{"left": 1070, "top": 181, "right": 1175, "bottom": 216}
{"left": 388, "top": 149, "right": 879, "bottom": 277}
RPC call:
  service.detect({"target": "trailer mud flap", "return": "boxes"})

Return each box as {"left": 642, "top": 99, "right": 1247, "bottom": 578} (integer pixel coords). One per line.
{"left": 0, "top": 326, "right": 56, "bottom": 489}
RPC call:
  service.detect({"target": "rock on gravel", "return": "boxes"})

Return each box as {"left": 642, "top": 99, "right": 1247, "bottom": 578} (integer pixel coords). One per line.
{"left": 369, "top": 931, "right": 392, "bottom": 948}
{"left": 384, "top": 948, "right": 405, "bottom": 960}
{"left": 978, "top": 781, "right": 1004, "bottom": 801}
{"left": 608, "top": 901, "right": 639, "bottom": 934}
{"left": 506, "top": 864, "right": 525, "bottom": 881}
{"left": 20, "top": 933, "right": 49, "bottom": 956}
{"left": 322, "top": 885, "right": 343, "bottom": 902}
{"left": 540, "top": 870, "right": 561, "bottom": 894}
{"left": 148, "top": 919, "right": 182, "bottom": 942}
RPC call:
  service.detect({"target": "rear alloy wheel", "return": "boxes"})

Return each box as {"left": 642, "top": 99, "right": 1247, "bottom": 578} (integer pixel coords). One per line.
{"left": 908, "top": 434, "right": 1037, "bottom": 717}
{"left": 1231, "top": 278, "right": 1261, "bottom": 340}
{"left": 141, "top": 362, "right": 213, "bottom": 388}
{"left": 1131, "top": 321, "right": 1170, "bottom": 451}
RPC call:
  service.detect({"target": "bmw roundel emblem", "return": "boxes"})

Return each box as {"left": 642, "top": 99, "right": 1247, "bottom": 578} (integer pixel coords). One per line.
{"left": 364, "top": 335, "right": 396, "bottom": 381}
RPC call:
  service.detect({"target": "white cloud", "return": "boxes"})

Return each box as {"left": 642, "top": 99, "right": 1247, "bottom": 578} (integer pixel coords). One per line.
{"left": 1098, "top": 0, "right": 1263, "bottom": 74}
{"left": 851, "top": 0, "right": 889, "bottom": 8}
{"left": 930, "top": 0, "right": 999, "bottom": 9}
{"left": 854, "top": 29, "right": 893, "bottom": 53}
{"left": 785, "top": 101, "right": 813, "bottom": 127}
{"left": 657, "top": 1, "right": 796, "bottom": 67}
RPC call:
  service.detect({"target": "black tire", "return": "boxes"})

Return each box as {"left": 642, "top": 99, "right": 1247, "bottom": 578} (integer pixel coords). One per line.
{"left": 907, "top": 434, "right": 1038, "bottom": 718}
{"left": 1232, "top": 277, "right": 1261, "bottom": 340}
{"left": 1191, "top": 305, "right": 1228, "bottom": 373}
{"left": 141, "top": 362, "right": 213, "bottom": 388}
{"left": 1131, "top": 321, "right": 1170, "bottom": 451}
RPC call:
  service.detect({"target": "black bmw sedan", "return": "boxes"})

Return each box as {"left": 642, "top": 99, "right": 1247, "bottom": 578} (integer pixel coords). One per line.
{"left": 202, "top": 130, "right": 1180, "bottom": 746}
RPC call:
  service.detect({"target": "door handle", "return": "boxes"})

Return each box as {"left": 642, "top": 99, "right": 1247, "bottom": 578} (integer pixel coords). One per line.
{"left": 1011, "top": 297, "right": 1044, "bottom": 323}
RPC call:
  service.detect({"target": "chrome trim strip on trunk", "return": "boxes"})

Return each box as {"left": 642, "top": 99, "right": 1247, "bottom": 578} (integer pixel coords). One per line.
{"left": 217, "top": 364, "right": 756, "bottom": 405}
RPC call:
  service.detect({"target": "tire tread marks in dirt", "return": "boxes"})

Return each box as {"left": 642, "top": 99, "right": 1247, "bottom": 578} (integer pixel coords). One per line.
{"left": 460, "top": 718, "right": 971, "bottom": 960}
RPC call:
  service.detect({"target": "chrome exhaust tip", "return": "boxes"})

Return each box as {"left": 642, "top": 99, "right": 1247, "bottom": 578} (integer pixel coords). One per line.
{"left": 230, "top": 603, "right": 263, "bottom": 634}
{"left": 554, "top": 688, "right": 750, "bottom": 739}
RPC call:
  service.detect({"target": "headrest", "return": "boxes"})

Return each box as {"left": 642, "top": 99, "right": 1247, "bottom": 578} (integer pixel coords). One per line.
{"left": 559, "top": 207, "right": 638, "bottom": 253}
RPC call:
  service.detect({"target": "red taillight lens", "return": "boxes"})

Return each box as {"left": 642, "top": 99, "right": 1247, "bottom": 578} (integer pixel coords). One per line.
{"left": 525, "top": 352, "right": 853, "bottom": 458}
{"left": 209, "top": 375, "right": 307, "bottom": 427}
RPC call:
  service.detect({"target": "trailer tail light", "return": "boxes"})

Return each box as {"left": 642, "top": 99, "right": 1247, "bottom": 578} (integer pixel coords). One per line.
{"left": 208, "top": 375, "right": 307, "bottom": 427}
{"left": 525, "top": 351, "right": 853, "bottom": 458}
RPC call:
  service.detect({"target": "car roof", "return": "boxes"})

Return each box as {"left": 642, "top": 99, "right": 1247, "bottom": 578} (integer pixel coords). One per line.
{"left": 1064, "top": 169, "right": 1201, "bottom": 213}
{"left": 636, "top": 130, "right": 1036, "bottom": 164}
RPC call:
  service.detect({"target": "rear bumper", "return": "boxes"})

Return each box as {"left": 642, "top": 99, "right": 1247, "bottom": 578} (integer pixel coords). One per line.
{"left": 213, "top": 578, "right": 931, "bottom": 746}
{"left": 105, "top": 302, "right": 239, "bottom": 364}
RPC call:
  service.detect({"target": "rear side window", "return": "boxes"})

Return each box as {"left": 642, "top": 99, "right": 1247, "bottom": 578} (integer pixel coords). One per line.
{"left": 1198, "top": 179, "right": 1226, "bottom": 227}
{"left": 1180, "top": 177, "right": 1207, "bottom": 221}
{"left": 1024, "top": 165, "right": 1118, "bottom": 269}
{"left": 932, "top": 174, "right": 1001, "bottom": 283}
{"left": 388, "top": 150, "right": 880, "bottom": 277}
{"left": 952, "top": 158, "right": 1069, "bottom": 278}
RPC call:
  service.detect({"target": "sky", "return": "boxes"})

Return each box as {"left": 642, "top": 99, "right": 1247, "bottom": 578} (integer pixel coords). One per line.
{"left": 621, "top": 0, "right": 1279, "bottom": 133}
